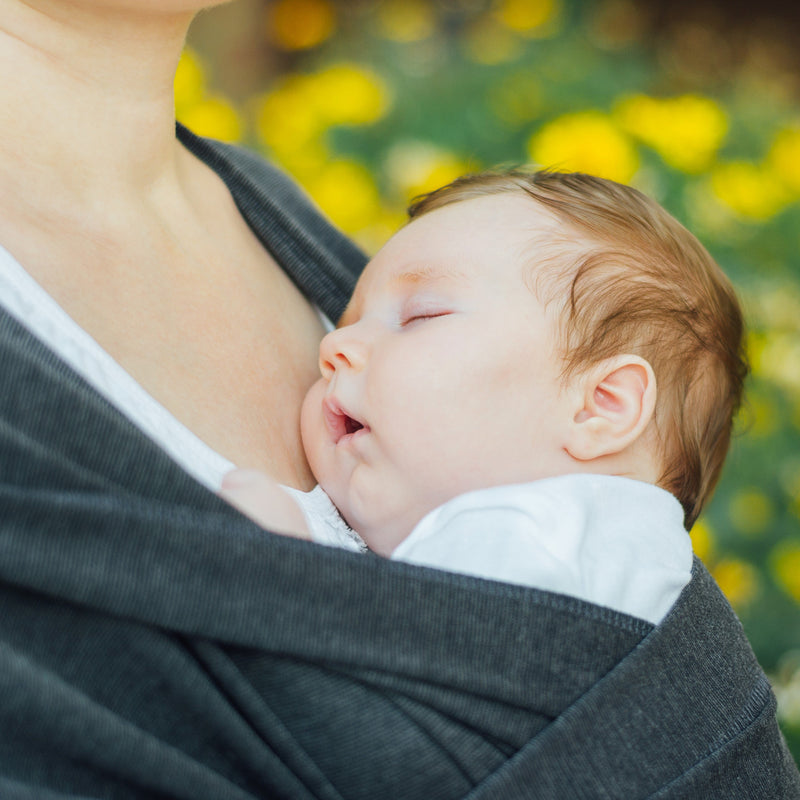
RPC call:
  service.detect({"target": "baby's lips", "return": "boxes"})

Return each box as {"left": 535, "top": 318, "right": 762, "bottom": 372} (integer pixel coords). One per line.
{"left": 321, "top": 394, "right": 368, "bottom": 443}
{"left": 321, "top": 396, "right": 342, "bottom": 440}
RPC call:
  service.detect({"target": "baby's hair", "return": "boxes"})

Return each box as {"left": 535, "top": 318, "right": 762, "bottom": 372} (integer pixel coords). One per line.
{"left": 408, "top": 169, "right": 748, "bottom": 528}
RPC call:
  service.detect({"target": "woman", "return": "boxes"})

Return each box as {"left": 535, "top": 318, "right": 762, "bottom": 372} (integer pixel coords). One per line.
{"left": 1, "top": 2, "right": 798, "bottom": 798}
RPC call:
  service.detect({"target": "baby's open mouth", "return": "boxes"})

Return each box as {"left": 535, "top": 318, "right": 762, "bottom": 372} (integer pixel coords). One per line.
{"left": 344, "top": 416, "right": 364, "bottom": 435}
{"left": 323, "top": 397, "right": 369, "bottom": 444}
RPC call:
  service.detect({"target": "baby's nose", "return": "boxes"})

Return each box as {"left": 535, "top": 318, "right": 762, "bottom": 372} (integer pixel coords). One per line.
{"left": 318, "top": 325, "right": 368, "bottom": 378}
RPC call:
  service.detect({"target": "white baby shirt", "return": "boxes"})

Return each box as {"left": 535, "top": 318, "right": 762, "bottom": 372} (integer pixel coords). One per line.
{"left": 394, "top": 474, "right": 692, "bottom": 624}
{"left": 287, "top": 475, "right": 692, "bottom": 625}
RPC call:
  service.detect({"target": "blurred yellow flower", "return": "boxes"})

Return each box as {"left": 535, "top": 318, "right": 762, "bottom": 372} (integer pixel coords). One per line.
{"left": 729, "top": 489, "right": 774, "bottom": 536}
{"left": 178, "top": 96, "right": 242, "bottom": 143}
{"left": 305, "top": 159, "right": 382, "bottom": 233}
{"left": 311, "top": 64, "right": 391, "bottom": 126}
{"left": 385, "top": 140, "right": 472, "bottom": 204}
{"left": 615, "top": 94, "right": 728, "bottom": 173}
{"left": 376, "top": 0, "right": 436, "bottom": 42}
{"left": 713, "top": 558, "right": 759, "bottom": 609}
{"left": 710, "top": 161, "right": 791, "bottom": 221}
{"left": 174, "top": 49, "right": 241, "bottom": 143}
{"left": 528, "top": 111, "right": 639, "bottom": 183}
{"left": 690, "top": 518, "right": 714, "bottom": 563}
{"left": 753, "top": 331, "right": 800, "bottom": 394}
{"left": 257, "top": 78, "right": 325, "bottom": 155}
{"left": 268, "top": 0, "right": 336, "bottom": 51}
{"left": 174, "top": 49, "right": 205, "bottom": 113}
{"left": 494, "top": 0, "right": 561, "bottom": 37}
{"left": 270, "top": 140, "right": 331, "bottom": 179}
{"left": 257, "top": 65, "right": 389, "bottom": 158}
{"left": 766, "top": 125, "right": 800, "bottom": 196}
{"left": 770, "top": 541, "right": 800, "bottom": 603}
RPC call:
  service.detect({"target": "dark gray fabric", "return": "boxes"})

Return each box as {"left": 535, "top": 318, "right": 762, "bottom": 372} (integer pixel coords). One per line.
{"left": 1, "top": 127, "right": 798, "bottom": 798}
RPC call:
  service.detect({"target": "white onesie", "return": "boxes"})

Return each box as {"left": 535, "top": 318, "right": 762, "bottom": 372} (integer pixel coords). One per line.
{"left": 285, "top": 475, "right": 692, "bottom": 625}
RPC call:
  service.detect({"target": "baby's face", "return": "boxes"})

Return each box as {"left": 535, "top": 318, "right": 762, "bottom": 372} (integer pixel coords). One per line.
{"left": 301, "top": 194, "right": 575, "bottom": 554}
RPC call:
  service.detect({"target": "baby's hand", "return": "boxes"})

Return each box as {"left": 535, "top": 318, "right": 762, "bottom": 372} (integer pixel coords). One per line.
{"left": 220, "top": 469, "right": 311, "bottom": 540}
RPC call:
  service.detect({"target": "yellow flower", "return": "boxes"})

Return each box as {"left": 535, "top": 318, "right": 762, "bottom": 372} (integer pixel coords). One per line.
{"left": 770, "top": 541, "right": 800, "bottom": 603}
{"left": 270, "top": 140, "right": 331, "bottom": 180}
{"left": 309, "top": 64, "right": 391, "bottom": 127}
{"left": 177, "top": 96, "right": 242, "bottom": 143}
{"left": 257, "top": 64, "right": 387, "bottom": 159}
{"left": 256, "top": 78, "right": 325, "bottom": 156}
{"left": 304, "top": 159, "right": 382, "bottom": 233}
{"left": 690, "top": 518, "right": 714, "bottom": 563}
{"left": 376, "top": 0, "right": 436, "bottom": 42}
{"left": 528, "top": 111, "right": 639, "bottom": 183}
{"left": 766, "top": 125, "right": 800, "bottom": 196}
{"left": 494, "top": 0, "right": 562, "bottom": 37}
{"left": 710, "top": 161, "right": 791, "bottom": 221}
{"left": 746, "top": 329, "right": 767, "bottom": 377}
{"left": 267, "top": 0, "right": 336, "bottom": 51}
{"left": 712, "top": 559, "right": 759, "bottom": 609}
{"left": 615, "top": 94, "right": 728, "bottom": 173}
{"left": 729, "top": 489, "right": 774, "bottom": 536}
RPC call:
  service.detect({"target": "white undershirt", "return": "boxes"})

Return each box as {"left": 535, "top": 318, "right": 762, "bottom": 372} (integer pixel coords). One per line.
{"left": 1, "top": 244, "right": 692, "bottom": 622}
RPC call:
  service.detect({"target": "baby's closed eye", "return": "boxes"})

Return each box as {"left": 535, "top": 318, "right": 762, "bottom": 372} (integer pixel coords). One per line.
{"left": 399, "top": 295, "right": 454, "bottom": 327}
{"left": 401, "top": 310, "right": 452, "bottom": 327}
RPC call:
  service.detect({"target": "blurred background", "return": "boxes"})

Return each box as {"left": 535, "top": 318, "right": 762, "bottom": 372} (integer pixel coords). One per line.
{"left": 181, "top": 0, "right": 800, "bottom": 761}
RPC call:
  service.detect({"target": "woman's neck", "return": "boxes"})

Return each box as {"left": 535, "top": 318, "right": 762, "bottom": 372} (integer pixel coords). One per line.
{"left": 0, "top": 2, "right": 195, "bottom": 220}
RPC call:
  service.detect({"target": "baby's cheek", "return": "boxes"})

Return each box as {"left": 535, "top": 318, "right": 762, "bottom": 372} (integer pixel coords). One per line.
{"left": 300, "top": 379, "right": 329, "bottom": 482}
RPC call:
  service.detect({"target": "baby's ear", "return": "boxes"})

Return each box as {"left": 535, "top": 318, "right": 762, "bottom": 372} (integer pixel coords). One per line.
{"left": 565, "top": 355, "right": 656, "bottom": 461}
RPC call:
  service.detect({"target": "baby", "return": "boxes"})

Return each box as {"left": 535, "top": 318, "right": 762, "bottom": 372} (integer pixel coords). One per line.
{"left": 222, "top": 168, "right": 747, "bottom": 624}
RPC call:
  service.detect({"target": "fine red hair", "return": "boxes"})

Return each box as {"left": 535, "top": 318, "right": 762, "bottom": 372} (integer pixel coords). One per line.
{"left": 409, "top": 170, "right": 748, "bottom": 528}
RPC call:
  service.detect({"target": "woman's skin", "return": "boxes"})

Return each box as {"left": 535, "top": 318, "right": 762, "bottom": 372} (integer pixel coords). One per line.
{"left": 0, "top": 0, "right": 325, "bottom": 489}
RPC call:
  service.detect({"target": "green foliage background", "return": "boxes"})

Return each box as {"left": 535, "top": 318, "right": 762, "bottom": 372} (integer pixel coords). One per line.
{"left": 183, "top": 0, "right": 800, "bottom": 761}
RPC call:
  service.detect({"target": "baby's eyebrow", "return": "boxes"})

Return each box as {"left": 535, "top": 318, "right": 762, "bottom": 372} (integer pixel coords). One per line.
{"left": 340, "top": 264, "right": 465, "bottom": 325}
{"left": 392, "top": 265, "right": 466, "bottom": 286}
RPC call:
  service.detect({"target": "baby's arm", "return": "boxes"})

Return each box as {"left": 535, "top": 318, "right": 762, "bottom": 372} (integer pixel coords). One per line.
{"left": 220, "top": 469, "right": 311, "bottom": 539}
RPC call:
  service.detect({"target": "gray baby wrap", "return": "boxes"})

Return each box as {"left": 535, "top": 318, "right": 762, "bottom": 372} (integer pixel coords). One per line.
{"left": 0, "top": 128, "right": 797, "bottom": 799}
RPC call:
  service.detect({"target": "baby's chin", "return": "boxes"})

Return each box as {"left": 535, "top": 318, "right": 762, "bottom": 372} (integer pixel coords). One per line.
{"left": 332, "top": 498, "right": 411, "bottom": 558}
